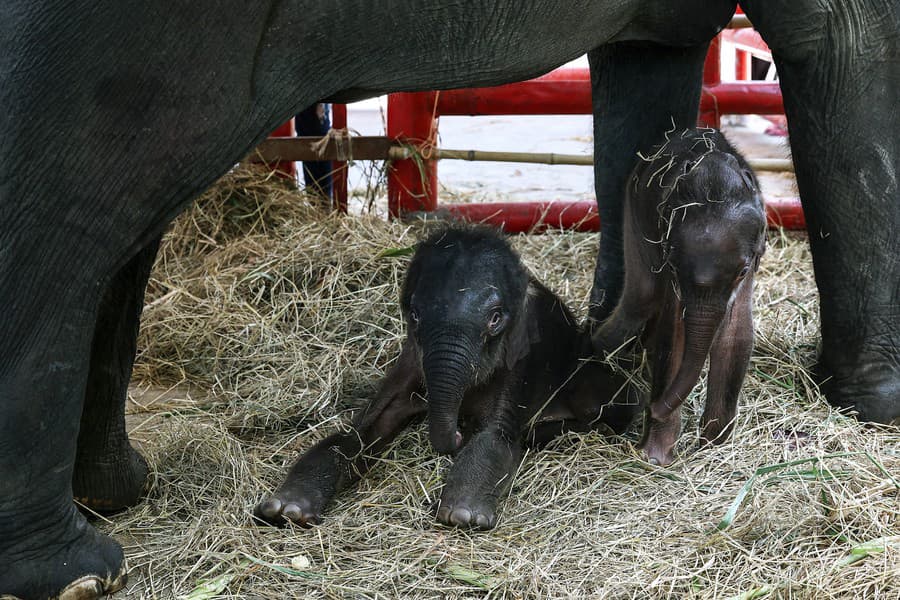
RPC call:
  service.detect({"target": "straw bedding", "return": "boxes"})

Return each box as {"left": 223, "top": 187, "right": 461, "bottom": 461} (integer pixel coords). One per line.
{"left": 106, "top": 166, "right": 898, "bottom": 599}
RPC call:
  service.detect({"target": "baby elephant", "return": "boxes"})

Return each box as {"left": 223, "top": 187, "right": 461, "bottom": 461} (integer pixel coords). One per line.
{"left": 256, "top": 225, "right": 637, "bottom": 530}
{"left": 592, "top": 128, "right": 766, "bottom": 466}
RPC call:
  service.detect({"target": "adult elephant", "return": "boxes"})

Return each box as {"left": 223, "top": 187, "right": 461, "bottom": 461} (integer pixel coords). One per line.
{"left": 0, "top": 1, "right": 896, "bottom": 597}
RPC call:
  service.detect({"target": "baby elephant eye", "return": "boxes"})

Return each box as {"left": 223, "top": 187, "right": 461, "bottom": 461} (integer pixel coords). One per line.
{"left": 487, "top": 310, "right": 505, "bottom": 334}
{"left": 409, "top": 309, "right": 420, "bottom": 324}
{"left": 737, "top": 265, "right": 751, "bottom": 279}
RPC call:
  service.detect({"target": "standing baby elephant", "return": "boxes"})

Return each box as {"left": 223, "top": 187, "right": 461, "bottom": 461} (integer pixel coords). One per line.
{"left": 256, "top": 225, "right": 637, "bottom": 530}
{"left": 592, "top": 128, "right": 766, "bottom": 466}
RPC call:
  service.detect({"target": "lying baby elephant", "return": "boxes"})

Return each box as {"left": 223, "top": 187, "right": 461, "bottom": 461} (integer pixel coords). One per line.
{"left": 256, "top": 225, "right": 638, "bottom": 530}
{"left": 592, "top": 128, "right": 766, "bottom": 466}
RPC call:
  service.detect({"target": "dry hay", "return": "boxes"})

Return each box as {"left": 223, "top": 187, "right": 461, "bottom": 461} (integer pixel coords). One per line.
{"left": 108, "top": 166, "right": 899, "bottom": 599}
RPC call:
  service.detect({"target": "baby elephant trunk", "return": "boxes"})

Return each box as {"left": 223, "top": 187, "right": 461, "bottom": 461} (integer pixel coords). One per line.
{"left": 651, "top": 303, "right": 725, "bottom": 420}
{"left": 421, "top": 333, "right": 478, "bottom": 455}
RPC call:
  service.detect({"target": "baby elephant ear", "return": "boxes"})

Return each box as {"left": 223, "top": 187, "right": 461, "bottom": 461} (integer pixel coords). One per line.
{"left": 740, "top": 168, "right": 759, "bottom": 192}
{"left": 503, "top": 282, "right": 542, "bottom": 370}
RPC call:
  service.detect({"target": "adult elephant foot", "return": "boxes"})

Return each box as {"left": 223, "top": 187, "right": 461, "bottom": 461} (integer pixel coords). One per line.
{"left": 72, "top": 239, "right": 160, "bottom": 514}
{"left": 817, "top": 343, "right": 900, "bottom": 424}
{"left": 73, "top": 444, "right": 149, "bottom": 514}
{"left": 0, "top": 506, "right": 127, "bottom": 599}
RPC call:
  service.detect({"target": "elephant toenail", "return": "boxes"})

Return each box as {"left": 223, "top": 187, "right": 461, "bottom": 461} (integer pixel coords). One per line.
{"left": 260, "top": 498, "right": 282, "bottom": 517}
{"left": 282, "top": 503, "right": 302, "bottom": 521}
{"left": 59, "top": 576, "right": 103, "bottom": 600}
{"left": 450, "top": 507, "right": 472, "bottom": 527}
{"left": 475, "top": 514, "right": 491, "bottom": 529}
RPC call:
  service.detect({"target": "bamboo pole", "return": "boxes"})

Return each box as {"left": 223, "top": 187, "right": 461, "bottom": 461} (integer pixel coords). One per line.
{"left": 254, "top": 137, "right": 792, "bottom": 172}
{"left": 388, "top": 146, "right": 793, "bottom": 172}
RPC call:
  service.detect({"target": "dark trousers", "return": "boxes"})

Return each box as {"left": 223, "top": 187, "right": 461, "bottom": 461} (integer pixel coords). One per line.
{"left": 295, "top": 103, "right": 333, "bottom": 200}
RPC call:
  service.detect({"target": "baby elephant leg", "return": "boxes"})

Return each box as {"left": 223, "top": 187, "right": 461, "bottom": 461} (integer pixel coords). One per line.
{"left": 528, "top": 357, "right": 642, "bottom": 447}
{"left": 437, "top": 427, "right": 522, "bottom": 530}
{"left": 701, "top": 278, "right": 754, "bottom": 445}
{"left": 255, "top": 344, "right": 425, "bottom": 527}
{"left": 641, "top": 304, "right": 683, "bottom": 466}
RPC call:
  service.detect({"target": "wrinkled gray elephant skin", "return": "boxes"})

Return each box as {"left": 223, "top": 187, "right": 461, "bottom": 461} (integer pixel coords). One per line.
{"left": 254, "top": 225, "right": 639, "bottom": 530}
{"left": 593, "top": 128, "right": 767, "bottom": 466}
{"left": 1, "top": 1, "right": 897, "bottom": 597}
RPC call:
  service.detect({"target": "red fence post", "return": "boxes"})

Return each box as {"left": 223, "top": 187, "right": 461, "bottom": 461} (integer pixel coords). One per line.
{"left": 735, "top": 49, "right": 751, "bottom": 80}
{"left": 268, "top": 119, "right": 296, "bottom": 178}
{"left": 387, "top": 92, "right": 439, "bottom": 218}
{"left": 331, "top": 103, "right": 348, "bottom": 212}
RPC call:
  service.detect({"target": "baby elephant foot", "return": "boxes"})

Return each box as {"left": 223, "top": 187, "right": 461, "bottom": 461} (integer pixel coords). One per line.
{"left": 254, "top": 445, "right": 346, "bottom": 527}
{"left": 436, "top": 493, "right": 499, "bottom": 530}
{"left": 641, "top": 436, "right": 675, "bottom": 466}
{"left": 640, "top": 410, "right": 680, "bottom": 467}
{"left": 254, "top": 487, "right": 328, "bottom": 528}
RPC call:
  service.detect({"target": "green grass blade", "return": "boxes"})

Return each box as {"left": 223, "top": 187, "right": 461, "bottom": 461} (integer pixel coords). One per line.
{"left": 753, "top": 369, "right": 793, "bottom": 390}
{"left": 180, "top": 560, "right": 250, "bottom": 600}
{"left": 443, "top": 564, "right": 498, "bottom": 590}
{"left": 716, "top": 474, "right": 757, "bottom": 531}
{"left": 715, "top": 453, "right": 864, "bottom": 531}
{"left": 836, "top": 536, "right": 900, "bottom": 567}
{"left": 863, "top": 452, "right": 900, "bottom": 490}
{"left": 725, "top": 584, "right": 777, "bottom": 600}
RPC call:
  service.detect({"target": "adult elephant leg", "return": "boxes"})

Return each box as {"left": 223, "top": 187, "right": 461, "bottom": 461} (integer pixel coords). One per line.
{"left": 588, "top": 42, "right": 710, "bottom": 325}
{"left": 741, "top": 1, "right": 900, "bottom": 423}
{"left": 1, "top": 5, "right": 348, "bottom": 592}
{"left": 73, "top": 237, "right": 161, "bottom": 513}
{"left": 0, "top": 249, "right": 127, "bottom": 598}
{"left": 255, "top": 343, "right": 425, "bottom": 527}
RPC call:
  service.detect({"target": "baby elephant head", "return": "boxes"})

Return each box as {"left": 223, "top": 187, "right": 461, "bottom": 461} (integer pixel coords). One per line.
{"left": 665, "top": 152, "right": 766, "bottom": 301}
{"left": 400, "top": 226, "right": 534, "bottom": 455}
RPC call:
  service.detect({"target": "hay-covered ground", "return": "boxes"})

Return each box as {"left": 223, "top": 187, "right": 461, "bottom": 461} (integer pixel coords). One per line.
{"left": 106, "top": 167, "right": 898, "bottom": 599}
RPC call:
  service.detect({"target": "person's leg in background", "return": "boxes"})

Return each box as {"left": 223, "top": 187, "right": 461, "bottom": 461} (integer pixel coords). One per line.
{"left": 295, "top": 103, "right": 334, "bottom": 204}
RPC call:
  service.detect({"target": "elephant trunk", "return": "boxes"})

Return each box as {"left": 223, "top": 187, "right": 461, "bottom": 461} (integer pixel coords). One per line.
{"left": 421, "top": 332, "right": 478, "bottom": 455}
{"left": 651, "top": 303, "right": 724, "bottom": 421}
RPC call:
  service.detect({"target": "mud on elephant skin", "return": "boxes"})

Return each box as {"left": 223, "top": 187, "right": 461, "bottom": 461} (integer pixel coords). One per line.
{"left": 592, "top": 128, "right": 766, "bottom": 466}
{"left": 255, "top": 225, "right": 639, "bottom": 530}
